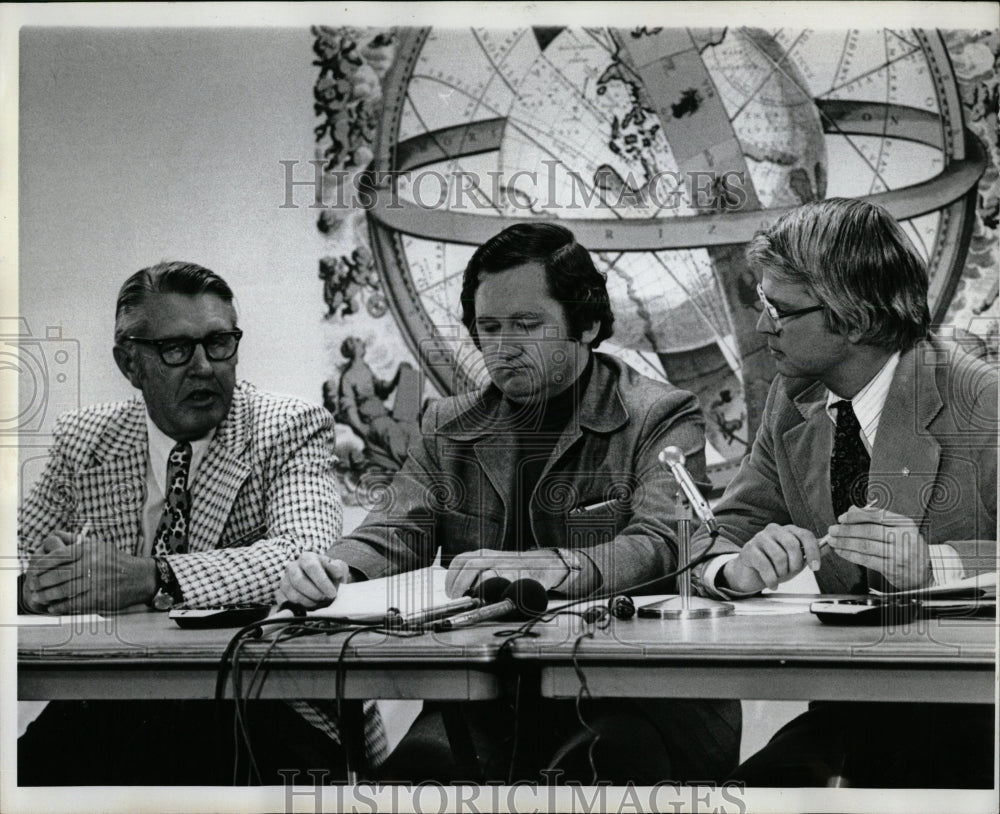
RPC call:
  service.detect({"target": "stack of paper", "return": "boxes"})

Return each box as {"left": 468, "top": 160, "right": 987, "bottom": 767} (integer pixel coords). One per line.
{"left": 308, "top": 565, "right": 452, "bottom": 620}
{"left": 870, "top": 571, "right": 996, "bottom": 598}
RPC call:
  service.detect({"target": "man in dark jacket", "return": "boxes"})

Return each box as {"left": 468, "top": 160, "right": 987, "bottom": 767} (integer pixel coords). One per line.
{"left": 279, "top": 222, "right": 740, "bottom": 784}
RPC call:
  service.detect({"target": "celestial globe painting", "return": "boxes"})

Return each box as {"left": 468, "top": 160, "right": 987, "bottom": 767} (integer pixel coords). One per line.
{"left": 309, "top": 25, "right": 998, "bottom": 494}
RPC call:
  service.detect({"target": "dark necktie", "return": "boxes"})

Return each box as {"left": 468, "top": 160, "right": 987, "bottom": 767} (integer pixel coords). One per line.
{"left": 830, "top": 400, "right": 870, "bottom": 517}
{"left": 153, "top": 441, "right": 193, "bottom": 555}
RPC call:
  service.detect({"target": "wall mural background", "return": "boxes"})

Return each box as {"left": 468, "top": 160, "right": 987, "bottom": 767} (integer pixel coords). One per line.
{"left": 8, "top": 11, "right": 999, "bottom": 799}
{"left": 308, "top": 26, "right": 999, "bottom": 502}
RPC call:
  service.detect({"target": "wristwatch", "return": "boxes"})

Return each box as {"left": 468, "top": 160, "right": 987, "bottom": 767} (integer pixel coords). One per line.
{"left": 151, "top": 556, "right": 183, "bottom": 611}
{"left": 551, "top": 548, "right": 584, "bottom": 591}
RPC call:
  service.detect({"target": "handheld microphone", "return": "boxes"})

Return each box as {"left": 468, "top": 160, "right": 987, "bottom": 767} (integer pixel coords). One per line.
{"left": 658, "top": 446, "right": 719, "bottom": 535}
{"left": 466, "top": 576, "right": 512, "bottom": 604}
{"left": 385, "top": 596, "right": 483, "bottom": 629}
{"left": 434, "top": 578, "right": 548, "bottom": 630}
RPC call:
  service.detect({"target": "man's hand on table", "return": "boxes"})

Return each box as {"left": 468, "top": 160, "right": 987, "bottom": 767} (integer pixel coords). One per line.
{"left": 720, "top": 523, "right": 823, "bottom": 593}
{"left": 22, "top": 530, "right": 158, "bottom": 613}
{"left": 826, "top": 505, "right": 932, "bottom": 590}
{"left": 275, "top": 551, "right": 352, "bottom": 609}
{"left": 445, "top": 548, "right": 583, "bottom": 598}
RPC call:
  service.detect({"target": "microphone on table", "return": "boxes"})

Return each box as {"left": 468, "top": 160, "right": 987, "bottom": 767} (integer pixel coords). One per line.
{"left": 639, "top": 446, "right": 733, "bottom": 619}
{"left": 466, "top": 576, "right": 513, "bottom": 605}
{"left": 434, "top": 578, "right": 548, "bottom": 630}
{"left": 276, "top": 577, "right": 512, "bottom": 627}
{"left": 384, "top": 576, "right": 512, "bottom": 629}
{"left": 385, "top": 596, "right": 483, "bottom": 628}
{"left": 657, "top": 446, "right": 719, "bottom": 536}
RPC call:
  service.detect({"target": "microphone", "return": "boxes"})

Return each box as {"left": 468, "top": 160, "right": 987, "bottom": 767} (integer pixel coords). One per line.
{"left": 385, "top": 595, "right": 483, "bottom": 629}
{"left": 434, "top": 578, "right": 548, "bottom": 630}
{"left": 466, "top": 576, "right": 512, "bottom": 604}
{"left": 638, "top": 447, "right": 734, "bottom": 619}
{"left": 658, "top": 446, "right": 719, "bottom": 535}
{"left": 372, "top": 576, "right": 513, "bottom": 628}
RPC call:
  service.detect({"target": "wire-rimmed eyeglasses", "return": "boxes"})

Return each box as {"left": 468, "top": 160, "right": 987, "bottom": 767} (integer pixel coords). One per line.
{"left": 756, "top": 284, "right": 825, "bottom": 327}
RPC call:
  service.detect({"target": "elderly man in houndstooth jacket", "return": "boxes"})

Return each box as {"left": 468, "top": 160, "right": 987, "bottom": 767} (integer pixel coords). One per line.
{"left": 19, "top": 262, "right": 340, "bottom": 612}
{"left": 17, "top": 261, "right": 358, "bottom": 785}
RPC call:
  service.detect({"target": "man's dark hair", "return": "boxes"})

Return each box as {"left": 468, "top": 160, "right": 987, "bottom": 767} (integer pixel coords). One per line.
{"left": 114, "top": 261, "right": 236, "bottom": 343}
{"left": 460, "top": 223, "right": 614, "bottom": 349}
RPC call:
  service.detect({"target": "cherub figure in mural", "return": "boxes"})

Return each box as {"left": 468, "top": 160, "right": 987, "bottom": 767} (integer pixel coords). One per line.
{"left": 319, "top": 246, "right": 383, "bottom": 318}
{"left": 323, "top": 337, "right": 419, "bottom": 482}
{"left": 311, "top": 26, "right": 381, "bottom": 170}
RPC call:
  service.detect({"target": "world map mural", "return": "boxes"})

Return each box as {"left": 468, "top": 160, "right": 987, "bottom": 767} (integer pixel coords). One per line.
{"left": 308, "top": 26, "right": 999, "bottom": 495}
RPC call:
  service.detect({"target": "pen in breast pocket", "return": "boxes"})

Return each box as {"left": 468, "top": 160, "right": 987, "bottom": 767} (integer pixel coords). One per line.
{"left": 569, "top": 499, "right": 616, "bottom": 515}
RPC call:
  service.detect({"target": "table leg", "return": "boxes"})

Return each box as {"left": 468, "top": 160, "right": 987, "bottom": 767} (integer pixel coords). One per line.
{"left": 441, "top": 705, "right": 484, "bottom": 783}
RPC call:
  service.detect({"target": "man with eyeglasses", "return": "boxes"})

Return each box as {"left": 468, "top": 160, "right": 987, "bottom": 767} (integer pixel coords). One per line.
{"left": 17, "top": 261, "right": 349, "bottom": 784}
{"left": 691, "top": 198, "right": 997, "bottom": 788}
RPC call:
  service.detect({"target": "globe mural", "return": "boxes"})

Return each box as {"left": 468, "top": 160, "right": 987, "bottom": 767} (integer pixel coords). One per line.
{"left": 311, "top": 26, "right": 995, "bottom": 488}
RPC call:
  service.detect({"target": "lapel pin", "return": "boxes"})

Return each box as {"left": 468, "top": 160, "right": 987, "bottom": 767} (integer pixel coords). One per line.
{"left": 901, "top": 467, "right": 910, "bottom": 476}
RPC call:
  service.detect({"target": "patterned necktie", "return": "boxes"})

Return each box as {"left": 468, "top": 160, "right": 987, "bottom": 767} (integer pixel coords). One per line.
{"left": 362, "top": 701, "right": 390, "bottom": 767}
{"left": 830, "top": 400, "right": 870, "bottom": 517}
{"left": 292, "top": 700, "right": 390, "bottom": 769}
{"left": 153, "top": 440, "right": 193, "bottom": 555}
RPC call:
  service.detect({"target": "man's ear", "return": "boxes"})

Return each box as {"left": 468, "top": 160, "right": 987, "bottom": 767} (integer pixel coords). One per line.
{"left": 579, "top": 320, "right": 600, "bottom": 347}
{"left": 113, "top": 345, "right": 142, "bottom": 389}
{"left": 845, "top": 326, "right": 866, "bottom": 344}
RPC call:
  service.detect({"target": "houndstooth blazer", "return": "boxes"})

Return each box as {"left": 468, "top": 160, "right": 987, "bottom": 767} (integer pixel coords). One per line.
{"left": 18, "top": 381, "right": 342, "bottom": 606}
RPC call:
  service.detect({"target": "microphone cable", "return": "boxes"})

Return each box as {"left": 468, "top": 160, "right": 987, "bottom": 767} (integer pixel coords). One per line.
{"left": 496, "top": 527, "right": 723, "bottom": 783}
{"left": 496, "top": 526, "right": 723, "bottom": 643}
{"left": 218, "top": 617, "right": 337, "bottom": 784}
{"left": 216, "top": 614, "right": 409, "bottom": 784}
{"left": 570, "top": 629, "right": 601, "bottom": 785}
{"left": 233, "top": 619, "right": 338, "bottom": 784}
{"left": 216, "top": 528, "right": 725, "bottom": 784}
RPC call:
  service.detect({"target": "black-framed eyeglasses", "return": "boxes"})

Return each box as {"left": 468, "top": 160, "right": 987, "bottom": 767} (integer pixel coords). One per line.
{"left": 125, "top": 330, "right": 243, "bottom": 367}
{"left": 756, "top": 283, "right": 825, "bottom": 327}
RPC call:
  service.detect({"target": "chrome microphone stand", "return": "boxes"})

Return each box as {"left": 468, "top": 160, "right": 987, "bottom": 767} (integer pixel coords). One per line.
{"left": 638, "top": 476, "right": 734, "bottom": 620}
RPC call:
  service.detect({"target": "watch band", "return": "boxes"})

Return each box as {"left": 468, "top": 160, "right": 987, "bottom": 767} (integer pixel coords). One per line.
{"left": 153, "top": 556, "right": 184, "bottom": 604}
{"left": 551, "top": 547, "right": 583, "bottom": 591}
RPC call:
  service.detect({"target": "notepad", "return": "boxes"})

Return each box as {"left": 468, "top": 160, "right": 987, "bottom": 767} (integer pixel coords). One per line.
{"left": 306, "top": 565, "right": 452, "bottom": 620}
{"left": 870, "top": 571, "right": 996, "bottom": 598}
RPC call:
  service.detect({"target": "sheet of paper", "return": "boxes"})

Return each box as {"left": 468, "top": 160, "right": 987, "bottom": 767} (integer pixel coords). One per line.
{"left": 870, "top": 571, "right": 996, "bottom": 598}
{"left": 729, "top": 597, "right": 815, "bottom": 615}
{"left": 14, "top": 614, "right": 106, "bottom": 626}
{"left": 307, "top": 565, "right": 452, "bottom": 620}
{"left": 628, "top": 595, "right": 815, "bottom": 616}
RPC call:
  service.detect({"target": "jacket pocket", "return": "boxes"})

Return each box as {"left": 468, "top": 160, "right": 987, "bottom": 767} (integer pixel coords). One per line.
{"left": 438, "top": 511, "right": 504, "bottom": 562}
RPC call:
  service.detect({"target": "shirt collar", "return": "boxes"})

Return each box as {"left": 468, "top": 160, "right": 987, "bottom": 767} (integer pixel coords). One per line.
{"left": 824, "top": 351, "right": 900, "bottom": 448}
{"left": 144, "top": 410, "right": 216, "bottom": 496}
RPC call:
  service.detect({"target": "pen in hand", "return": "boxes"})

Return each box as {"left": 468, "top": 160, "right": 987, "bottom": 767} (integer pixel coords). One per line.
{"left": 75, "top": 521, "right": 92, "bottom": 546}
{"left": 819, "top": 498, "right": 879, "bottom": 551}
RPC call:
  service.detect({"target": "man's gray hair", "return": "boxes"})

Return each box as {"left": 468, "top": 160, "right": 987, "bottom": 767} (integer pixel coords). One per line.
{"left": 114, "top": 261, "right": 236, "bottom": 344}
